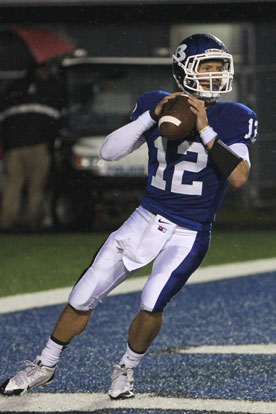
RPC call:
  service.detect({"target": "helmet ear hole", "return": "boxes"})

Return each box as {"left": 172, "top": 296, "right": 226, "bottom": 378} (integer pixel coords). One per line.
{"left": 186, "top": 79, "right": 195, "bottom": 88}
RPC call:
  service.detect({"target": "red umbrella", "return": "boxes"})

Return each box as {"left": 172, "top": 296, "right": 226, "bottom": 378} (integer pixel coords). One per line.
{"left": 11, "top": 27, "right": 75, "bottom": 64}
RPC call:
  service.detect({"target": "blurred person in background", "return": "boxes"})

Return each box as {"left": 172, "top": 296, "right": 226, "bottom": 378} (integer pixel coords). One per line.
{"left": 0, "top": 63, "right": 65, "bottom": 231}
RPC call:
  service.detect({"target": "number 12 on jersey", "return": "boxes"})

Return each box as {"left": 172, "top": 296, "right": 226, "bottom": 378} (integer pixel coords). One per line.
{"left": 151, "top": 137, "right": 208, "bottom": 196}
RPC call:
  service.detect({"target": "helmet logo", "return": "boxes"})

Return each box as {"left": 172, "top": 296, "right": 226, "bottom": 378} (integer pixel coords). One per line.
{"left": 176, "top": 44, "right": 187, "bottom": 61}
{"left": 205, "top": 48, "right": 222, "bottom": 53}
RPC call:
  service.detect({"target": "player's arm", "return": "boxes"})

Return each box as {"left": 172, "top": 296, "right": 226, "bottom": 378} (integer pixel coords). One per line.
{"left": 100, "top": 93, "right": 182, "bottom": 161}
{"left": 204, "top": 136, "right": 250, "bottom": 187}
{"left": 100, "top": 111, "right": 153, "bottom": 161}
{"left": 188, "top": 96, "right": 250, "bottom": 188}
{"left": 224, "top": 156, "right": 249, "bottom": 188}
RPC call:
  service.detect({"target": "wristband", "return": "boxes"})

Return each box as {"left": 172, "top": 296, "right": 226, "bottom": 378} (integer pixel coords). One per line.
{"left": 199, "top": 125, "right": 217, "bottom": 146}
{"left": 208, "top": 138, "right": 243, "bottom": 178}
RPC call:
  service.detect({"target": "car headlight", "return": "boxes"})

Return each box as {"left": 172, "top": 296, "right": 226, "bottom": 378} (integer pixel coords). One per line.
{"left": 73, "top": 155, "right": 105, "bottom": 170}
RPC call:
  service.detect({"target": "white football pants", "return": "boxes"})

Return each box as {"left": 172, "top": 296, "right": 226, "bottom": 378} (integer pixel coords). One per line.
{"left": 68, "top": 206, "right": 210, "bottom": 312}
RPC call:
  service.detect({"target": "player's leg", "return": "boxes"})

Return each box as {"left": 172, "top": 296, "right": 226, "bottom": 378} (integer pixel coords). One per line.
{"left": 0, "top": 149, "right": 24, "bottom": 229}
{"left": 0, "top": 208, "right": 147, "bottom": 396}
{"left": 108, "top": 310, "right": 163, "bottom": 400}
{"left": 51, "top": 304, "right": 92, "bottom": 343}
{"left": 109, "top": 227, "right": 210, "bottom": 399}
{"left": 128, "top": 310, "right": 163, "bottom": 353}
{"left": 24, "top": 143, "right": 50, "bottom": 229}
{"left": 0, "top": 232, "right": 129, "bottom": 396}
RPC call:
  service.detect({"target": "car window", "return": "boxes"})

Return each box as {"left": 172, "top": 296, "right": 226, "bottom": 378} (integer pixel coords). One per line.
{"left": 65, "top": 64, "right": 175, "bottom": 136}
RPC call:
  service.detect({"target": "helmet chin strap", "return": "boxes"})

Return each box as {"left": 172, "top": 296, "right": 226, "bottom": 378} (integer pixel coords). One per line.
{"left": 196, "top": 84, "right": 220, "bottom": 100}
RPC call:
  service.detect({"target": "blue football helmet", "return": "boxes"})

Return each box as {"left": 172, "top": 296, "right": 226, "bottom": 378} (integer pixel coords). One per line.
{"left": 172, "top": 34, "right": 234, "bottom": 102}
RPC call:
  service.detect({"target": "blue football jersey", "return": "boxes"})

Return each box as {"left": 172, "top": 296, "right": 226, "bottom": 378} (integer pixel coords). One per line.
{"left": 131, "top": 91, "right": 258, "bottom": 232}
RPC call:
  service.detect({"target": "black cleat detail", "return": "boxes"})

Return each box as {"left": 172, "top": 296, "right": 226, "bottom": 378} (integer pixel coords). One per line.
{"left": 109, "top": 390, "right": 135, "bottom": 400}
{"left": 0, "top": 379, "right": 24, "bottom": 396}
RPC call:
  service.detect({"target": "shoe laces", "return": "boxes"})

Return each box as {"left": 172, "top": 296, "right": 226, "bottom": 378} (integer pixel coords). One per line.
{"left": 13, "top": 360, "right": 42, "bottom": 387}
{"left": 111, "top": 364, "right": 134, "bottom": 391}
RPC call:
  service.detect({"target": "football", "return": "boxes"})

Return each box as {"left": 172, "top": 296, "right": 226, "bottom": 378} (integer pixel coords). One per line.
{"left": 158, "top": 95, "right": 197, "bottom": 141}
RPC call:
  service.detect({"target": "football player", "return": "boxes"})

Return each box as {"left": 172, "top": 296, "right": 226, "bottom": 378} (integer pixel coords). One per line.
{"left": 0, "top": 33, "right": 258, "bottom": 399}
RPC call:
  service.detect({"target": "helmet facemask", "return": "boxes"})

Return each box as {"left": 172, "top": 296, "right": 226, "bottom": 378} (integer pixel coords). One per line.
{"left": 173, "top": 49, "right": 234, "bottom": 102}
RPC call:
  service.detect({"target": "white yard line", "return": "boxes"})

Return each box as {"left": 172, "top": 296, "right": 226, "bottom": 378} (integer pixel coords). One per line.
{"left": 174, "top": 344, "right": 276, "bottom": 355}
{"left": 0, "top": 393, "right": 276, "bottom": 413}
{"left": 1, "top": 257, "right": 276, "bottom": 315}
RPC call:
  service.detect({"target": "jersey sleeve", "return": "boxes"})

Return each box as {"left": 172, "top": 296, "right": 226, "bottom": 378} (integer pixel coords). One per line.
{"left": 216, "top": 103, "right": 258, "bottom": 148}
{"left": 233, "top": 103, "right": 258, "bottom": 146}
{"left": 207, "top": 102, "right": 258, "bottom": 147}
{"left": 131, "top": 90, "right": 170, "bottom": 121}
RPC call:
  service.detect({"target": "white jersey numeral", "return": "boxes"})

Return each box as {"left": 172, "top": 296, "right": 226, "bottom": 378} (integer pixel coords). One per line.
{"left": 151, "top": 137, "right": 167, "bottom": 190}
{"left": 244, "top": 118, "right": 258, "bottom": 140}
{"left": 151, "top": 137, "right": 208, "bottom": 196}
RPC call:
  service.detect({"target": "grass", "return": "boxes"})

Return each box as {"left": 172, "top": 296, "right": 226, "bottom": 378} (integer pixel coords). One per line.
{"left": 0, "top": 230, "right": 275, "bottom": 298}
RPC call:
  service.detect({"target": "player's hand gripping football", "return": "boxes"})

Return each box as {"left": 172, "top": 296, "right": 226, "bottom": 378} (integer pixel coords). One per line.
{"left": 187, "top": 96, "right": 209, "bottom": 133}
{"left": 152, "top": 92, "right": 184, "bottom": 118}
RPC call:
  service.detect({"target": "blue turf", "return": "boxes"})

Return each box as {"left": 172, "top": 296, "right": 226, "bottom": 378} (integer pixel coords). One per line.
{"left": 1, "top": 272, "right": 276, "bottom": 401}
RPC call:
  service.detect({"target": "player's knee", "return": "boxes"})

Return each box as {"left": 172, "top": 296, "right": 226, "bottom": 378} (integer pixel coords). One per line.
{"left": 139, "top": 309, "right": 163, "bottom": 321}
{"left": 68, "top": 295, "right": 98, "bottom": 314}
{"left": 140, "top": 301, "right": 166, "bottom": 313}
{"left": 68, "top": 278, "right": 102, "bottom": 310}
{"left": 68, "top": 295, "right": 100, "bottom": 311}
{"left": 68, "top": 268, "right": 104, "bottom": 311}
{"left": 140, "top": 291, "right": 168, "bottom": 313}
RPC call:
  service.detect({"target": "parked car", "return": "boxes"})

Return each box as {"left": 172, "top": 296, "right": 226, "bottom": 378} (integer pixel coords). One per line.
{"left": 51, "top": 56, "right": 175, "bottom": 230}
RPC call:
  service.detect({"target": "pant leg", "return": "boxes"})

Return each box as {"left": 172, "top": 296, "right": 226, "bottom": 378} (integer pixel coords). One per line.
{"left": 69, "top": 231, "right": 133, "bottom": 311}
{"left": 0, "top": 149, "right": 25, "bottom": 228}
{"left": 23, "top": 143, "right": 50, "bottom": 229}
{"left": 68, "top": 207, "right": 153, "bottom": 311}
{"left": 140, "top": 228, "right": 211, "bottom": 312}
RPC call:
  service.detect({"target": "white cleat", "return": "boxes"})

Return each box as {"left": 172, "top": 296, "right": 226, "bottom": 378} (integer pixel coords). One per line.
{"left": 0, "top": 356, "right": 56, "bottom": 396}
{"left": 109, "top": 363, "right": 135, "bottom": 400}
